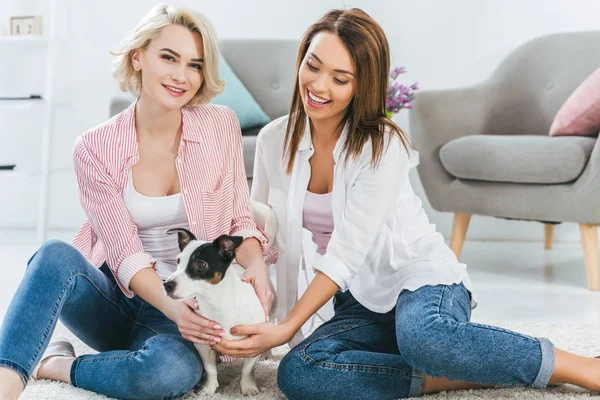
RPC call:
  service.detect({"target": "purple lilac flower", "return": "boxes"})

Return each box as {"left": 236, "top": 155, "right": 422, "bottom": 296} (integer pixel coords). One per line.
{"left": 386, "top": 66, "right": 418, "bottom": 115}
{"left": 390, "top": 66, "right": 407, "bottom": 80}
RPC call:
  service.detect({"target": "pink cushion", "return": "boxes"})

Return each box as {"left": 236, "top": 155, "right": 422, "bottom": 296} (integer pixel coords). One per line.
{"left": 550, "top": 67, "right": 600, "bottom": 137}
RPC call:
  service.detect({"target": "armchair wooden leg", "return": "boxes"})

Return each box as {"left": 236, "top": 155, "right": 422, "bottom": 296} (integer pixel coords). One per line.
{"left": 450, "top": 213, "right": 471, "bottom": 260}
{"left": 579, "top": 223, "right": 600, "bottom": 291}
{"left": 544, "top": 224, "right": 554, "bottom": 250}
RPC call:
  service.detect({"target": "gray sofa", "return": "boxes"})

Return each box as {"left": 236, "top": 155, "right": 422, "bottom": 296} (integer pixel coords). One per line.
{"left": 110, "top": 39, "right": 299, "bottom": 184}
{"left": 410, "top": 31, "right": 600, "bottom": 290}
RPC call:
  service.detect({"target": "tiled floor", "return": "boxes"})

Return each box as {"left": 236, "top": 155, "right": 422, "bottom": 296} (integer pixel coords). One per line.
{"left": 1, "top": 229, "right": 600, "bottom": 325}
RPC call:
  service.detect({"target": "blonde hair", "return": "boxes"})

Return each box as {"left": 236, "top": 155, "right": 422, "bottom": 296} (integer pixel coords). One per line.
{"left": 110, "top": 4, "right": 224, "bottom": 105}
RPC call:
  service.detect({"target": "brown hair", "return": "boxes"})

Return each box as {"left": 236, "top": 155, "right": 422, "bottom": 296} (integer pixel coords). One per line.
{"left": 284, "top": 8, "right": 412, "bottom": 174}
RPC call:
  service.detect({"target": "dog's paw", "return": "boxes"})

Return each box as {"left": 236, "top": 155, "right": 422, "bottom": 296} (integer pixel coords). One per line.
{"left": 201, "top": 379, "right": 219, "bottom": 395}
{"left": 240, "top": 376, "right": 260, "bottom": 396}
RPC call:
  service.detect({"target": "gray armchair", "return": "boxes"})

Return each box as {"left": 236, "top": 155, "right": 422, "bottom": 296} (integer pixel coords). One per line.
{"left": 410, "top": 31, "right": 600, "bottom": 290}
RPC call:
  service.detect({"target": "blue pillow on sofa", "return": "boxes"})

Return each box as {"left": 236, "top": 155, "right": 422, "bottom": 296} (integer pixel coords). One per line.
{"left": 212, "top": 56, "right": 271, "bottom": 130}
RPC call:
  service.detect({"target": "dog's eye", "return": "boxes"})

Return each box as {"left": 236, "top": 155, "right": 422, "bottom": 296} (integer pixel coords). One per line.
{"left": 199, "top": 261, "right": 208, "bottom": 270}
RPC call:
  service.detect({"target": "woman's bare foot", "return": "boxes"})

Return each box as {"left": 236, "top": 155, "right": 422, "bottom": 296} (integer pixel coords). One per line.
{"left": 36, "top": 355, "right": 75, "bottom": 383}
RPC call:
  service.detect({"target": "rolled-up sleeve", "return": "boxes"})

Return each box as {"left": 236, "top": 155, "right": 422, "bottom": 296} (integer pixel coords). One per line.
{"left": 72, "top": 138, "right": 155, "bottom": 297}
{"left": 313, "top": 136, "right": 409, "bottom": 291}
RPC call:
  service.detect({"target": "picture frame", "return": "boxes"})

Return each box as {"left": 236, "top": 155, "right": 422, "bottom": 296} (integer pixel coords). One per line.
{"left": 10, "top": 16, "right": 43, "bottom": 36}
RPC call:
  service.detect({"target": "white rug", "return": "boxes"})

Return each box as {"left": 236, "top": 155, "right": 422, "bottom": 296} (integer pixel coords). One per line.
{"left": 21, "top": 322, "right": 600, "bottom": 399}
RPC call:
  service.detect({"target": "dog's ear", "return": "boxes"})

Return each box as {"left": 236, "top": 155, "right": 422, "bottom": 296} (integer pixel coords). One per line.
{"left": 165, "top": 228, "right": 197, "bottom": 251}
{"left": 213, "top": 235, "right": 244, "bottom": 261}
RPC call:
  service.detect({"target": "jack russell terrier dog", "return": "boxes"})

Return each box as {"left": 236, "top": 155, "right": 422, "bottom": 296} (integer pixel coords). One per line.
{"left": 163, "top": 201, "right": 277, "bottom": 396}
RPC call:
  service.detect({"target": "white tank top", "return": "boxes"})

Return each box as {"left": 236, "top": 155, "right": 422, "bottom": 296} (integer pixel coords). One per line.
{"left": 122, "top": 169, "right": 190, "bottom": 279}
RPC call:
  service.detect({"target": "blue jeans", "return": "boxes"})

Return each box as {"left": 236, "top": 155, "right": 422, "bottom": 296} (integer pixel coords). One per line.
{"left": 278, "top": 283, "right": 555, "bottom": 400}
{"left": 0, "top": 240, "right": 203, "bottom": 400}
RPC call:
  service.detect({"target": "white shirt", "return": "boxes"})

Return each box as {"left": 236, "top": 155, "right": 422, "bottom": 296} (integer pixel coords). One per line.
{"left": 251, "top": 115, "right": 477, "bottom": 323}
{"left": 122, "top": 169, "right": 190, "bottom": 279}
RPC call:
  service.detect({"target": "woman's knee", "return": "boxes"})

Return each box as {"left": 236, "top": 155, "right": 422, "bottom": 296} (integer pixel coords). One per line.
{"left": 278, "top": 346, "right": 321, "bottom": 400}
{"left": 134, "top": 335, "right": 202, "bottom": 398}
{"left": 396, "top": 318, "right": 458, "bottom": 375}
{"left": 27, "top": 239, "right": 82, "bottom": 276}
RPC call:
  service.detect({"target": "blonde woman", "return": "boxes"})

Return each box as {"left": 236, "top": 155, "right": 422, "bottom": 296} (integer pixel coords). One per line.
{"left": 0, "top": 5, "right": 274, "bottom": 399}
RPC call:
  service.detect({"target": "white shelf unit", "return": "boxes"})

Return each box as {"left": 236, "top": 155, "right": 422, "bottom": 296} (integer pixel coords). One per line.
{"left": 0, "top": 0, "right": 60, "bottom": 244}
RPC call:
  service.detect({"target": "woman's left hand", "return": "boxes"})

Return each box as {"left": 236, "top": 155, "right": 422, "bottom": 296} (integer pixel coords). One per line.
{"left": 242, "top": 262, "right": 274, "bottom": 320}
{"left": 211, "top": 322, "right": 294, "bottom": 358}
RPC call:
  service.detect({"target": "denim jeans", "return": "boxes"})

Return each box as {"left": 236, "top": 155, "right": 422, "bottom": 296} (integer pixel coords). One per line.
{"left": 278, "top": 283, "right": 555, "bottom": 400}
{"left": 0, "top": 240, "right": 203, "bottom": 400}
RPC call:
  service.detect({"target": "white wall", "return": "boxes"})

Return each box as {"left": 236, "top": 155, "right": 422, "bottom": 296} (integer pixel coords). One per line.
{"left": 1, "top": 0, "right": 599, "bottom": 242}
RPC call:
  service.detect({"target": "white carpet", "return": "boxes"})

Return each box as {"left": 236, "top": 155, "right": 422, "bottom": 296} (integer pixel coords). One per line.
{"left": 21, "top": 321, "right": 600, "bottom": 399}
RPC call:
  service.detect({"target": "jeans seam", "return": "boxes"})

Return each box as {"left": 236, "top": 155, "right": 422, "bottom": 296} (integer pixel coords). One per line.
{"left": 74, "top": 269, "right": 159, "bottom": 335}
{"left": 25, "top": 269, "right": 150, "bottom": 374}
{"left": 298, "top": 320, "right": 413, "bottom": 377}
{"left": 435, "top": 285, "right": 447, "bottom": 319}
{"left": 69, "top": 270, "right": 136, "bottom": 323}
{"left": 309, "top": 360, "right": 414, "bottom": 378}
{"left": 26, "top": 270, "right": 79, "bottom": 373}
{"left": 77, "top": 272, "right": 139, "bottom": 325}
{"left": 75, "top": 333, "right": 165, "bottom": 366}
{"left": 85, "top": 269, "right": 160, "bottom": 338}
{"left": 70, "top": 356, "right": 82, "bottom": 387}
{"left": 124, "top": 301, "right": 158, "bottom": 347}
{"left": 300, "top": 320, "right": 375, "bottom": 357}
{"left": 133, "top": 300, "right": 146, "bottom": 323}
{"left": 466, "top": 322, "right": 543, "bottom": 342}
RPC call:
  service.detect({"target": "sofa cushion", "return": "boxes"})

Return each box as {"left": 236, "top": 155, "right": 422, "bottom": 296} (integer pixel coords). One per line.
{"left": 242, "top": 134, "right": 259, "bottom": 179}
{"left": 211, "top": 56, "right": 271, "bottom": 130}
{"left": 241, "top": 126, "right": 262, "bottom": 137}
{"left": 550, "top": 67, "right": 600, "bottom": 137}
{"left": 439, "top": 135, "right": 596, "bottom": 184}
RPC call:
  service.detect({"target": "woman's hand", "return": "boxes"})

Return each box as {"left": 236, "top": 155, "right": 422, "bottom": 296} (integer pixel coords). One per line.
{"left": 242, "top": 262, "right": 274, "bottom": 320}
{"left": 211, "top": 322, "right": 295, "bottom": 358}
{"left": 165, "top": 298, "right": 227, "bottom": 345}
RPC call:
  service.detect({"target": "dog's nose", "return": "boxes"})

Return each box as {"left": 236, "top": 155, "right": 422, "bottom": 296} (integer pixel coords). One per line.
{"left": 163, "top": 280, "right": 176, "bottom": 294}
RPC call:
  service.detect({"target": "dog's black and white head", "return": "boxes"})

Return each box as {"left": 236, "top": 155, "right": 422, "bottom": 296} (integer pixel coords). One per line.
{"left": 163, "top": 228, "right": 243, "bottom": 300}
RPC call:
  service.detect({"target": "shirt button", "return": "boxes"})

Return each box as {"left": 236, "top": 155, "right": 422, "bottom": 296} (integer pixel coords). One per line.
{"left": 191, "top": 221, "right": 196, "bottom": 226}
{"left": 183, "top": 189, "right": 188, "bottom": 195}
{"left": 177, "top": 159, "right": 182, "bottom": 164}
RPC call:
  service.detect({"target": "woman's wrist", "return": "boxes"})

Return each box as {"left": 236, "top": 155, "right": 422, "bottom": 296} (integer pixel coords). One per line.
{"left": 279, "top": 321, "right": 299, "bottom": 343}
{"left": 235, "top": 236, "right": 267, "bottom": 271}
{"left": 244, "top": 259, "right": 268, "bottom": 272}
{"left": 162, "top": 298, "right": 181, "bottom": 321}
{"left": 130, "top": 267, "right": 177, "bottom": 318}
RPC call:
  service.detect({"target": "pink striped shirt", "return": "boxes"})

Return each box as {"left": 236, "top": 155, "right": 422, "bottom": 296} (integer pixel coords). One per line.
{"left": 72, "top": 101, "right": 276, "bottom": 298}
